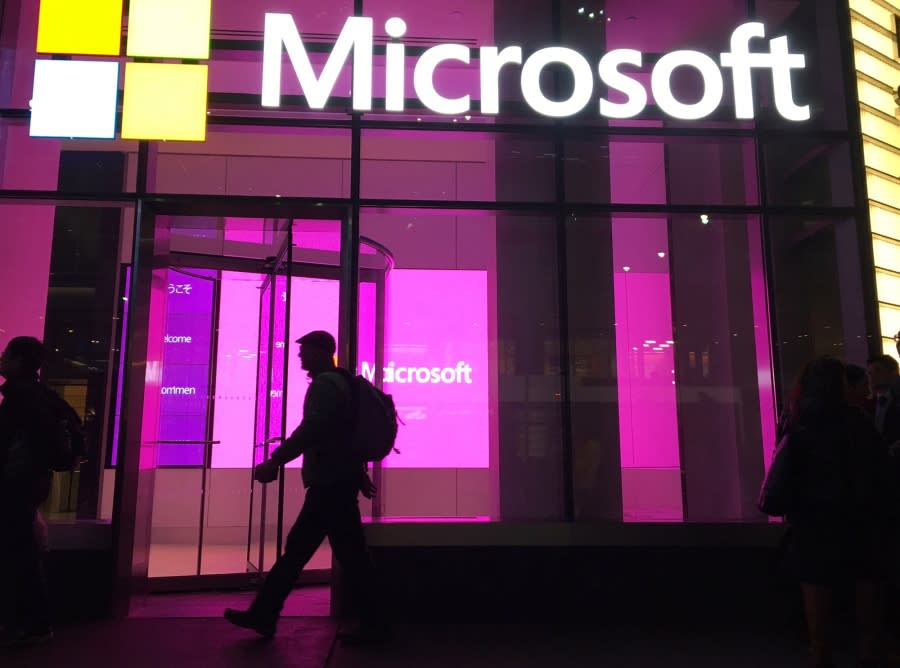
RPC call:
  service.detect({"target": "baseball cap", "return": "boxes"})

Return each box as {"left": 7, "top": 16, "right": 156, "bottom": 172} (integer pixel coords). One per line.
{"left": 296, "top": 330, "right": 336, "bottom": 356}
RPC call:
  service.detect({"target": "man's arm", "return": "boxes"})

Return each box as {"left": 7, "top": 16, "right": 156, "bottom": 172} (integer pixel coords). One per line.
{"left": 262, "top": 375, "right": 343, "bottom": 467}
{"left": 268, "top": 417, "right": 329, "bottom": 466}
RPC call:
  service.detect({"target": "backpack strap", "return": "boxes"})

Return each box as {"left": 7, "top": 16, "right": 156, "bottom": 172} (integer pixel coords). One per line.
{"left": 318, "top": 369, "right": 359, "bottom": 438}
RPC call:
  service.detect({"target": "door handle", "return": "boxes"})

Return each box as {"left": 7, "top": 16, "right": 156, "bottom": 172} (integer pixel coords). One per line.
{"left": 150, "top": 440, "right": 222, "bottom": 445}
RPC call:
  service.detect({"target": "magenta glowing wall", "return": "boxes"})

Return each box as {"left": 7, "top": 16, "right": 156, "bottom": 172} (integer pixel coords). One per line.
{"left": 198, "top": 268, "right": 488, "bottom": 469}
{"left": 374, "top": 269, "right": 490, "bottom": 468}
{"left": 610, "top": 134, "right": 684, "bottom": 520}
{"left": 156, "top": 268, "right": 216, "bottom": 466}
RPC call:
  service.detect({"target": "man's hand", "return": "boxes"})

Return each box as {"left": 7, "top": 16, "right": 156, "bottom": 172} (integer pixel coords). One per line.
{"left": 254, "top": 459, "right": 280, "bottom": 484}
{"left": 360, "top": 471, "right": 377, "bottom": 499}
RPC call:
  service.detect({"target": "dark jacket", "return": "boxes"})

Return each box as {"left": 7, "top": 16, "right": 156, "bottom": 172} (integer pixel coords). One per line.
{"left": 784, "top": 403, "right": 893, "bottom": 528}
{"left": 865, "top": 392, "right": 900, "bottom": 445}
{"left": 0, "top": 375, "right": 55, "bottom": 498}
{"left": 269, "top": 368, "right": 358, "bottom": 487}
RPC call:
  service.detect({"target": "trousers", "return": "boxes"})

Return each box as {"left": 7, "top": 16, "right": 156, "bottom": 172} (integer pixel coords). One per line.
{"left": 251, "top": 481, "right": 379, "bottom": 625}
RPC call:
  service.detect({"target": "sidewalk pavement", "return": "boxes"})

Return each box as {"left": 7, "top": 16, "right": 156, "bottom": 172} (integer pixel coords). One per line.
{"left": 3, "top": 617, "right": 845, "bottom": 668}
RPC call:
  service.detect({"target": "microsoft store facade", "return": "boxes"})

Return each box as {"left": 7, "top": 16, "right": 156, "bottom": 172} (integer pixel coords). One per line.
{"left": 0, "top": 0, "right": 896, "bottom": 614}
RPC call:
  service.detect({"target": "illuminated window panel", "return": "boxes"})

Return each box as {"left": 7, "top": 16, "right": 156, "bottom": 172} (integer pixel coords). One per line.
{"left": 879, "top": 303, "right": 900, "bottom": 337}
{"left": 853, "top": 48, "right": 900, "bottom": 84}
{"left": 850, "top": 1, "right": 896, "bottom": 31}
{"left": 853, "top": 0, "right": 900, "bottom": 361}
{"left": 36, "top": 0, "right": 123, "bottom": 56}
{"left": 877, "top": 270, "right": 900, "bottom": 306}
{"left": 851, "top": 20, "right": 897, "bottom": 57}
{"left": 126, "top": 0, "right": 212, "bottom": 60}
{"left": 857, "top": 79, "right": 897, "bottom": 114}
{"left": 874, "top": 236, "right": 900, "bottom": 271}
{"left": 29, "top": 60, "right": 119, "bottom": 139}
{"left": 860, "top": 109, "right": 900, "bottom": 147}
{"left": 122, "top": 63, "right": 208, "bottom": 141}
{"left": 864, "top": 140, "right": 900, "bottom": 176}
{"left": 870, "top": 204, "right": 900, "bottom": 239}
{"left": 869, "top": 203, "right": 900, "bottom": 239}
{"left": 866, "top": 172, "right": 900, "bottom": 208}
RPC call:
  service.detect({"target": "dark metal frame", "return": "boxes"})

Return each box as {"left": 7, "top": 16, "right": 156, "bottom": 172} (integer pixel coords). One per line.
{"left": 248, "top": 244, "right": 280, "bottom": 575}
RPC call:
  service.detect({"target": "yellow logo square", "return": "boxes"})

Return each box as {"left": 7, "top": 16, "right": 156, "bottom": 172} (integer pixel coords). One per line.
{"left": 126, "top": 0, "right": 212, "bottom": 60}
{"left": 37, "top": 0, "right": 124, "bottom": 56}
{"left": 122, "top": 63, "right": 209, "bottom": 142}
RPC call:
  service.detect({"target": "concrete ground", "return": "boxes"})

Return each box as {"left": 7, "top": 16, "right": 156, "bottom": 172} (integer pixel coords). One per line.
{"left": 0, "top": 589, "right": 883, "bottom": 667}
{"left": 4, "top": 617, "right": 869, "bottom": 668}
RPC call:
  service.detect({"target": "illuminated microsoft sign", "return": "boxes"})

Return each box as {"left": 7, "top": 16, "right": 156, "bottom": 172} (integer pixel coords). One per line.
{"left": 263, "top": 17, "right": 810, "bottom": 122}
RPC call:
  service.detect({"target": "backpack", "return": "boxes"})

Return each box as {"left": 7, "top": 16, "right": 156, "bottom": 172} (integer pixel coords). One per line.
{"left": 41, "top": 385, "right": 86, "bottom": 472}
{"left": 758, "top": 430, "right": 797, "bottom": 516}
{"left": 334, "top": 370, "right": 400, "bottom": 462}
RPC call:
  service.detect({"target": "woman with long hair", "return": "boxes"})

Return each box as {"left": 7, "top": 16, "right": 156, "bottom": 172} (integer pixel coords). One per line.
{"left": 780, "top": 357, "right": 891, "bottom": 668}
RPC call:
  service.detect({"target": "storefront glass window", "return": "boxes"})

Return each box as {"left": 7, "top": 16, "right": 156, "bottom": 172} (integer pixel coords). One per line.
{"left": 0, "top": 0, "right": 874, "bottom": 548}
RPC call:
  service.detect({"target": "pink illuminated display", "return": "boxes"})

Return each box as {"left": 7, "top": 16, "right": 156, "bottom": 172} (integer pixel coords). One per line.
{"left": 614, "top": 271, "right": 679, "bottom": 470}
{"left": 201, "top": 269, "right": 488, "bottom": 469}
{"left": 213, "top": 271, "right": 263, "bottom": 468}
{"left": 157, "top": 268, "right": 216, "bottom": 466}
{"left": 372, "top": 269, "right": 489, "bottom": 469}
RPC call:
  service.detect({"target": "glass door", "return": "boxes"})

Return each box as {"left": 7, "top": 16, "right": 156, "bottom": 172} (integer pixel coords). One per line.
{"left": 124, "top": 207, "right": 390, "bottom": 590}
{"left": 248, "top": 232, "right": 292, "bottom": 574}
{"left": 144, "top": 265, "right": 219, "bottom": 578}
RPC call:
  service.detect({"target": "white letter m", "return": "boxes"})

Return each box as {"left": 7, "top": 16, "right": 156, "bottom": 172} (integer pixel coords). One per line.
{"left": 262, "top": 14, "right": 373, "bottom": 111}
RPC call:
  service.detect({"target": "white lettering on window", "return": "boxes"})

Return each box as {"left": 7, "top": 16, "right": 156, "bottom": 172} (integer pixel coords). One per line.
{"left": 161, "top": 386, "right": 197, "bottom": 396}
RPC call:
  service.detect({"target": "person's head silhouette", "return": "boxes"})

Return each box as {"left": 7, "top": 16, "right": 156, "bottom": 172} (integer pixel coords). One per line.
{"left": 0, "top": 336, "right": 44, "bottom": 380}
{"left": 296, "top": 330, "right": 336, "bottom": 376}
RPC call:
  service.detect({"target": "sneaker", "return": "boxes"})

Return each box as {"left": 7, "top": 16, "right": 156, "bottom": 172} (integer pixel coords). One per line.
{"left": 0, "top": 627, "right": 53, "bottom": 649}
{"left": 223, "top": 608, "right": 276, "bottom": 638}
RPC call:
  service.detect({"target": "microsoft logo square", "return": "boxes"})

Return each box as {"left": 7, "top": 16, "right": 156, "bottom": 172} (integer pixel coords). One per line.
{"left": 122, "top": 63, "right": 209, "bottom": 142}
{"left": 31, "top": 0, "right": 211, "bottom": 141}
{"left": 37, "top": 0, "right": 124, "bottom": 56}
{"left": 127, "top": 0, "right": 213, "bottom": 60}
{"left": 30, "top": 60, "right": 119, "bottom": 139}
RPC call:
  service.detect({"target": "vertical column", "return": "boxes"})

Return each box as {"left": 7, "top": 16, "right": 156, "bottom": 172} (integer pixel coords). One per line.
{"left": 610, "top": 136, "right": 683, "bottom": 522}
{"left": 669, "top": 215, "right": 767, "bottom": 521}
{"left": 111, "top": 142, "right": 166, "bottom": 615}
{"left": 111, "top": 202, "right": 170, "bottom": 613}
{"left": 567, "top": 213, "right": 622, "bottom": 521}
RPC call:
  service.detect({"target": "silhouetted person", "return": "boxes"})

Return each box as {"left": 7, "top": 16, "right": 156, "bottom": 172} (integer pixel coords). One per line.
{"left": 0, "top": 337, "right": 54, "bottom": 648}
{"left": 225, "top": 331, "right": 386, "bottom": 644}
{"left": 846, "top": 364, "right": 871, "bottom": 412}
{"left": 866, "top": 355, "right": 900, "bottom": 446}
{"left": 779, "top": 358, "right": 891, "bottom": 668}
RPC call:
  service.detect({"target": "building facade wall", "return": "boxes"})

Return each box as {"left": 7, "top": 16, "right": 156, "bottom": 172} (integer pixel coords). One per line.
{"left": 0, "top": 0, "right": 882, "bottom": 555}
